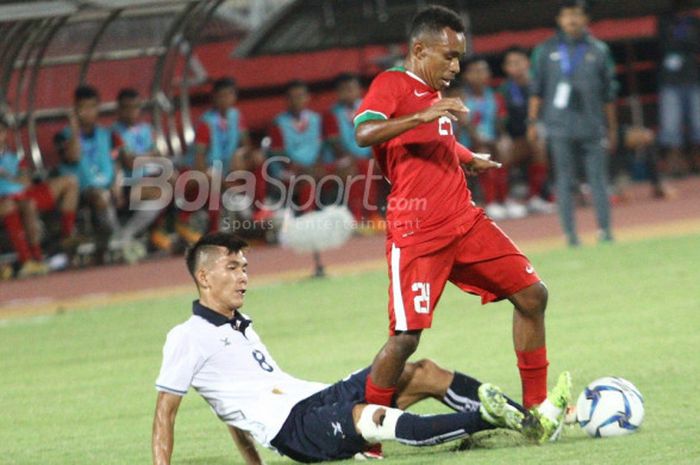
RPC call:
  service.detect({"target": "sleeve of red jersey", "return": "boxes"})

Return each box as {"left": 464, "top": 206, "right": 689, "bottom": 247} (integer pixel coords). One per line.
{"left": 111, "top": 132, "right": 124, "bottom": 159}
{"left": 194, "top": 122, "right": 211, "bottom": 146}
{"left": 353, "top": 72, "right": 401, "bottom": 128}
{"left": 322, "top": 111, "right": 340, "bottom": 140}
{"left": 455, "top": 143, "right": 474, "bottom": 164}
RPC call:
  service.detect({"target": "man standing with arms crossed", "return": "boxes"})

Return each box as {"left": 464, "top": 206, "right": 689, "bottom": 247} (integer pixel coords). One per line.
{"left": 354, "top": 5, "right": 570, "bottom": 447}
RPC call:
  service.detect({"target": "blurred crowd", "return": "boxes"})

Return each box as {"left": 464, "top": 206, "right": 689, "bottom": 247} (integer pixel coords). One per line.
{"left": 1, "top": 0, "right": 699, "bottom": 279}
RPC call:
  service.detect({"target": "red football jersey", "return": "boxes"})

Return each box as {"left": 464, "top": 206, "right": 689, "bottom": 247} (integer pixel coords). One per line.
{"left": 354, "top": 67, "right": 479, "bottom": 246}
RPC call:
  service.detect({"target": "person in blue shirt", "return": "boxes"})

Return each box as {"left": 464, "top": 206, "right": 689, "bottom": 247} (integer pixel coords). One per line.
{"left": 269, "top": 80, "right": 324, "bottom": 213}
{"left": 0, "top": 117, "right": 78, "bottom": 277}
{"left": 112, "top": 88, "right": 171, "bottom": 251}
{"left": 177, "top": 78, "right": 263, "bottom": 243}
{"left": 324, "top": 73, "right": 383, "bottom": 223}
{"left": 460, "top": 57, "right": 527, "bottom": 221}
{"left": 56, "top": 85, "right": 121, "bottom": 254}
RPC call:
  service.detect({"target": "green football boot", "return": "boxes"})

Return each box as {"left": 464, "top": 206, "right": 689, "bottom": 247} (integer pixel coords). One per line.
{"left": 530, "top": 371, "right": 573, "bottom": 443}
{"left": 477, "top": 383, "right": 524, "bottom": 431}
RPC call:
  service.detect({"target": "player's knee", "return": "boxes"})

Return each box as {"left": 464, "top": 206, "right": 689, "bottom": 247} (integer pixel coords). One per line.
{"left": 65, "top": 175, "right": 79, "bottom": 192}
{"left": 516, "top": 282, "right": 548, "bottom": 317}
{"left": 390, "top": 332, "right": 421, "bottom": 358}
{"left": 412, "top": 359, "right": 441, "bottom": 380}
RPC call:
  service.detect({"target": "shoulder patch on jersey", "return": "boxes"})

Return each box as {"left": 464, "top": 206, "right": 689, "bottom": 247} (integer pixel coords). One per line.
{"left": 386, "top": 66, "right": 406, "bottom": 73}
{"left": 353, "top": 109, "right": 388, "bottom": 128}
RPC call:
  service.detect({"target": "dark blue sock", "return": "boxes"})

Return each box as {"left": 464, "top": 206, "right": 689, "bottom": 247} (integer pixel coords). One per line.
{"left": 394, "top": 411, "right": 494, "bottom": 447}
{"left": 444, "top": 372, "right": 527, "bottom": 414}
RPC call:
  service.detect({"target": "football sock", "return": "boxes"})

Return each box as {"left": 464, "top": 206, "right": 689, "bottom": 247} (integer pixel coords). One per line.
{"left": 395, "top": 410, "right": 494, "bottom": 446}
{"left": 3, "top": 211, "right": 31, "bottom": 263}
{"left": 365, "top": 375, "right": 396, "bottom": 407}
{"left": 442, "top": 372, "right": 482, "bottom": 412}
{"left": 60, "top": 211, "right": 76, "bottom": 238}
{"left": 207, "top": 208, "right": 220, "bottom": 232}
{"left": 516, "top": 346, "right": 549, "bottom": 408}
{"left": 479, "top": 170, "right": 498, "bottom": 204}
{"left": 444, "top": 372, "right": 527, "bottom": 414}
{"left": 494, "top": 166, "right": 509, "bottom": 202}
{"left": 528, "top": 162, "right": 548, "bottom": 198}
{"left": 30, "top": 244, "right": 43, "bottom": 261}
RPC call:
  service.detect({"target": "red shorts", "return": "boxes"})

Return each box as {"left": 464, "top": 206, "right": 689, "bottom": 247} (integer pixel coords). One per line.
{"left": 386, "top": 212, "right": 541, "bottom": 335}
{"left": 17, "top": 183, "right": 55, "bottom": 212}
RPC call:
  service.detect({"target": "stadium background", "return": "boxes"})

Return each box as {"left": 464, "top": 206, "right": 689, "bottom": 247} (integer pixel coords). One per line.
{"left": 1, "top": 1, "right": 699, "bottom": 464}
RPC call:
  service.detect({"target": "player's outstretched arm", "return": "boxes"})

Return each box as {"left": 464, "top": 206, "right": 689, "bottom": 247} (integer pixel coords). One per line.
{"left": 355, "top": 98, "right": 468, "bottom": 147}
{"left": 152, "top": 391, "right": 182, "bottom": 465}
{"left": 228, "top": 425, "right": 266, "bottom": 465}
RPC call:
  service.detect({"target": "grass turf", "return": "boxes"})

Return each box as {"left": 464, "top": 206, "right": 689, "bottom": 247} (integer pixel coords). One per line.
{"left": 1, "top": 234, "right": 699, "bottom": 464}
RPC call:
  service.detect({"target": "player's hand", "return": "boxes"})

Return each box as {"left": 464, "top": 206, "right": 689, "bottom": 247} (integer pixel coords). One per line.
{"left": 416, "top": 98, "right": 468, "bottom": 124}
{"left": 465, "top": 153, "right": 502, "bottom": 176}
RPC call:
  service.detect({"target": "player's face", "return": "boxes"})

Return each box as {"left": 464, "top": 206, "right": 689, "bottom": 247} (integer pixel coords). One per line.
{"left": 214, "top": 87, "right": 237, "bottom": 112}
{"left": 557, "top": 7, "right": 589, "bottom": 38}
{"left": 205, "top": 249, "right": 249, "bottom": 310}
{"left": 76, "top": 98, "right": 99, "bottom": 127}
{"left": 337, "top": 80, "right": 362, "bottom": 105}
{"left": 118, "top": 97, "right": 141, "bottom": 125}
{"left": 416, "top": 27, "right": 466, "bottom": 90}
{"left": 288, "top": 86, "right": 310, "bottom": 113}
{"left": 503, "top": 52, "right": 529, "bottom": 80}
{"left": 464, "top": 61, "right": 491, "bottom": 90}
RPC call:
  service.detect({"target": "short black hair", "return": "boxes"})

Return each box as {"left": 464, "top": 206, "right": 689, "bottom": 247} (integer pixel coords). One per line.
{"left": 286, "top": 79, "right": 308, "bottom": 93}
{"left": 464, "top": 55, "right": 489, "bottom": 70}
{"left": 558, "top": 0, "right": 590, "bottom": 14}
{"left": 186, "top": 232, "right": 249, "bottom": 281}
{"left": 408, "top": 5, "right": 466, "bottom": 43}
{"left": 335, "top": 72, "right": 360, "bottom": 88}
{"left": 74, "top": 85, "right": 99, "bottom": 102}
{"left": 212, "top": 77, "right": 237, "bottom": 93}
{"left": 503, "top": 46, "right": 529, "bottom": 59}
{"left": 117, "top": 87, "right": 139, "bottom": 103}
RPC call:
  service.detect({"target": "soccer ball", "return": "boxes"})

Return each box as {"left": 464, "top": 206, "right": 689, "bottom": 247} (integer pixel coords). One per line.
{"left": 576, "top": 377, "right": 644, "bottom": 438}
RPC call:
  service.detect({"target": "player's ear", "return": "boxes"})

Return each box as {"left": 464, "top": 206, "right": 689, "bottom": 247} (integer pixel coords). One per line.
{"left": 196, "top": 267, "right": 209, "bottom": 290}
{"left": 412, "top": 40, "right": 426, "bottom": 60}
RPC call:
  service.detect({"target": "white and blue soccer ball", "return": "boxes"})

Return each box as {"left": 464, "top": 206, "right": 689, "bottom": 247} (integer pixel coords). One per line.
{"left": 576, "top": 377, "right": 644, "bottom": 438}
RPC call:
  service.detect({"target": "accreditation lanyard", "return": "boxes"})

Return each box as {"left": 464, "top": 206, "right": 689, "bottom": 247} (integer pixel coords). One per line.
{"left": 508, "top": 81, "right": 526, "bottom": 107}
{"left": 558, "top": 41, "right": 588, "bottom": 79}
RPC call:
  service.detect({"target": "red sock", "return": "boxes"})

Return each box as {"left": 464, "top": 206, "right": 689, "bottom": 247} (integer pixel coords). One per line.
{"left": 3, "top": 212, "right": 31, "bottom": 263}
{"left": 528, "top": 163, "right": 548, "bottom": 198}
{"left": 61, "top": 211, "right": 76, "bottom": 238}
{"left": 253, "top": 166, "right": 267, "bottom": 208}
{"left": 30, "top": 244, "right": 43, "bottom": 261}
{"left": 208, "top": 208, "right": 220, "bottom": 233}
{"left": 494, "top": 166, "right": 509, "bottom": 202}
{"left": 479, "top": 170, "right": 498, "bottom": 204}
{"left": 516, "top": 346, "right": 549, "bottom": 408}
{"left": 365, "top": 375, "right": 396, "bottom": 407}
{"left": 177, "top": 210, "right": 192, "bottom": 224}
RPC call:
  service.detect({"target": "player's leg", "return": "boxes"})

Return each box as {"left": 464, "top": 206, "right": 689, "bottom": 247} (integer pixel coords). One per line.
{"left": 352, "top": 397, "right": 526, "bottom": 449}
{"left": 549, "top": 136, "right": 579, "bottom": 246}
{"left": 366, "top": 238, "right": 455, "bottom": 408}
{"left": 117, "top": 179, "right": 164, "bottom": 241}
{"left": 33, "top": 176, "right": 79, "bottom": 239}
{"left": 395, "top": 358, "right": 527, "bottom": 417}
{"left": 17, "top": 197, "right": 43, "bottom": 261}
{"left": 581, "top": 139, "right": 613, "bottom": 242}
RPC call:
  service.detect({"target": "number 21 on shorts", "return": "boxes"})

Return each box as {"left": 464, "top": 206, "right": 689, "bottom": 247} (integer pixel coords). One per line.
{"left": 411, "top": 282, "right": 431, "bottom": 314}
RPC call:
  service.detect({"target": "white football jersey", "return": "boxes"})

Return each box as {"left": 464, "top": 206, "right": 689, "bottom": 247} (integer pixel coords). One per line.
{"left": 155, "top": 302, "right": 328, "bottom": 448}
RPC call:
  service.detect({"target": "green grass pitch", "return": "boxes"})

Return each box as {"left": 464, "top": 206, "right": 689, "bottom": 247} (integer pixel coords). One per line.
{"left": 1, "top": 234, "right": 699, "bottom": 464}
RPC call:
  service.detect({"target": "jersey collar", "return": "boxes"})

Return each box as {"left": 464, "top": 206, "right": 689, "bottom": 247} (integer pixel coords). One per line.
{"left": 193, "top": 300, "right": 252, "bottom": 333}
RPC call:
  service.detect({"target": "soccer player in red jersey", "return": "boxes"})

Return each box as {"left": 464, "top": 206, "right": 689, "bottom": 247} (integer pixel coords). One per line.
{"left": 354, "top": 5, "right": 571, "bottom": 445}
